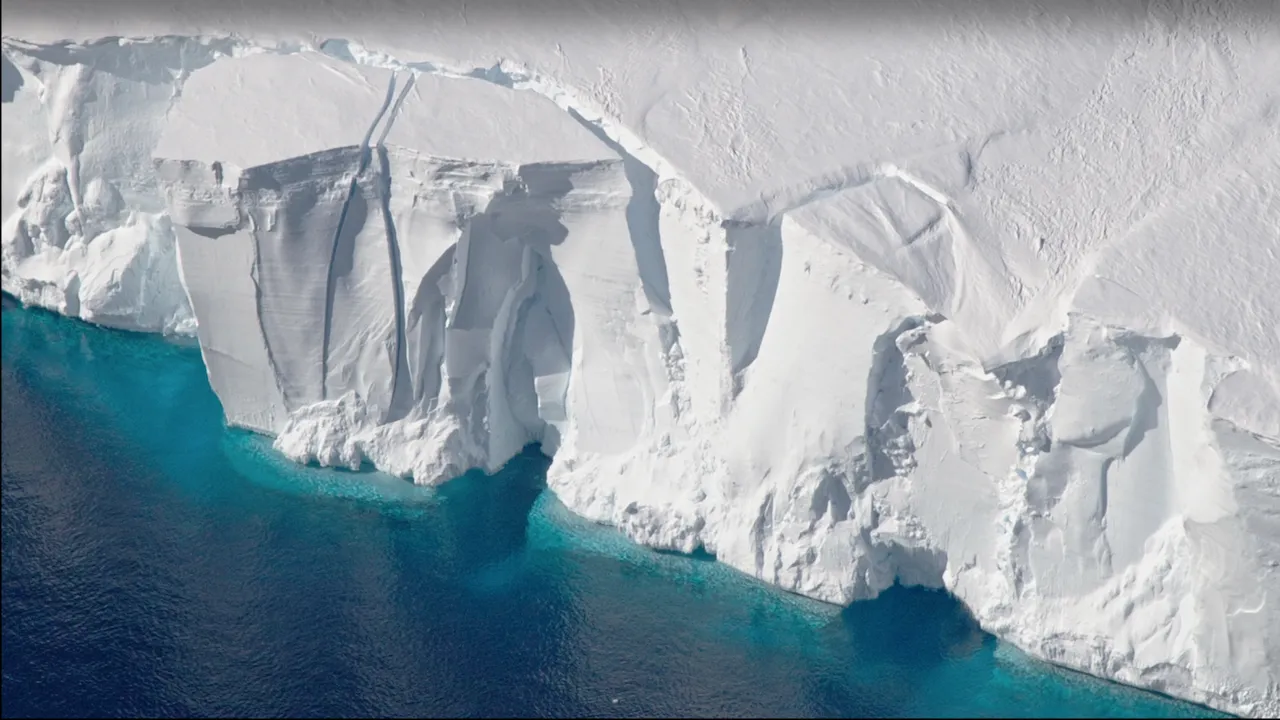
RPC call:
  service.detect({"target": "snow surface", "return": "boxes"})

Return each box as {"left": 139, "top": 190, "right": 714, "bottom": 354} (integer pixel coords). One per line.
{"left": 3, "top": 0, "right": 1279, "bottom": 715}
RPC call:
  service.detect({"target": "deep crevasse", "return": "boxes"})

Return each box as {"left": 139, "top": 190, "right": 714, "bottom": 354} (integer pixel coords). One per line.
{"left": 3, "top": 16, "right": 1279, "bottom": 718}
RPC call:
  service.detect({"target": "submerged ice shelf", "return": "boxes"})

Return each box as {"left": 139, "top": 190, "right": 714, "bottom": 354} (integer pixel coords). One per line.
{"left": 3, "top": 1, "right": 1278, "bottom": 716}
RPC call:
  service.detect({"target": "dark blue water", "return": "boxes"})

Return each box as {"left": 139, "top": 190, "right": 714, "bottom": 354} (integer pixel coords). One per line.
{"left": 1, "top": 302, "right": 1224, "bottom": 719}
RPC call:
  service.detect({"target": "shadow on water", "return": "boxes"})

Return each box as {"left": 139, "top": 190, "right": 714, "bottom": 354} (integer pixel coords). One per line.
{"left": 1, "top": 303, "right": 1228, "bottom": 719}
{"left": 837, "top": 584, "right": 988, "bottom": 666}
{"left": 653, "top": 545, "right": 719, "bottom": 562}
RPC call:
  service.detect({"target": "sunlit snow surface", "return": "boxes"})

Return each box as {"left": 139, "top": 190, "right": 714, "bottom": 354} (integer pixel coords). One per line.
{"left": 2, "top": 0, "right": 1279, "bottom": 715}
{"left": 0, "top": 304, "right": 1222, "bottom": 718}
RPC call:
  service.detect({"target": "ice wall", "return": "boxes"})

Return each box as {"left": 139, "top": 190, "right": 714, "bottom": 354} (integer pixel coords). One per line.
{"left": 150, "top": 52, "right": 663, "bottom": 483}
{"left": 3, "top": 2, "right": 1278, "bottom": 716}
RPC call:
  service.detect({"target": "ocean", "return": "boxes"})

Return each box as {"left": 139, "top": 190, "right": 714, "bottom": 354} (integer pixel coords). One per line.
{"left": 0, "top": 301, "right": 1221, "bottom": 718}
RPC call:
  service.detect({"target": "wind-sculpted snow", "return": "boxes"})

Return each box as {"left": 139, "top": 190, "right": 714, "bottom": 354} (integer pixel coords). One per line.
{"left": 3, "top": 1, "right": 1280, "bottom": 715}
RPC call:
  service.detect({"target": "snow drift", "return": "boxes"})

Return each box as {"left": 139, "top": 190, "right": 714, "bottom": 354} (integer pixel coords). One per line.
{"left": 3, "top": 1, "right": 1278, "bottom": 715}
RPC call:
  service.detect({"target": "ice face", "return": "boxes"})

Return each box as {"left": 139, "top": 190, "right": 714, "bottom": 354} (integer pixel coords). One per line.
{"left": 3, "top": 2, "right": 1279, "bottom": 716}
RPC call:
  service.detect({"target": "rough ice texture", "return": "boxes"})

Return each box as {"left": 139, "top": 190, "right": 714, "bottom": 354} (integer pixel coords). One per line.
{"left": 3, "top": 1, "right": 1279, "bottom": 716}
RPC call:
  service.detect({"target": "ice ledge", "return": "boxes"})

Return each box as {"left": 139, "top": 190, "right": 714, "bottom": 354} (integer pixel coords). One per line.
{"left": 4, "top": 30, "right": 1279, "bottom": 718}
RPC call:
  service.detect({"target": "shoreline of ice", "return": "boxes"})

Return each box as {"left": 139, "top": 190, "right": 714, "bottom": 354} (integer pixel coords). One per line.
{"left": 4, "top": 4, "right": 1278, "bottom": 714}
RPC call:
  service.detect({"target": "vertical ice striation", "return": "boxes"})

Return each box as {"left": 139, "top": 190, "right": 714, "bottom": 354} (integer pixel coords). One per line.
{"left": 148, "top": 53, "right": 673, "bottom": 487}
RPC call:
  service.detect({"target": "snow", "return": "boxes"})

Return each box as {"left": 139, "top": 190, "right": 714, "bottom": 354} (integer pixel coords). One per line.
{"left": 3, "top": 0, "right": 1279, "bottom": 715}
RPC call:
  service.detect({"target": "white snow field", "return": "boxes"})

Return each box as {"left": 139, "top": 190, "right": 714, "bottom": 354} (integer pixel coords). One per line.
{"left": 3, "top": 0, "right": 1278, "bottom": 714}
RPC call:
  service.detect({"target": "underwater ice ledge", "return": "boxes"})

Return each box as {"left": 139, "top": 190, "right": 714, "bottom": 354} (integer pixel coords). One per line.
{"left": 3, "top": 19, "right": 1279, "bottom": 718}
{"left": 0, "top": 291, "right": 1246, "bottom": 720}
{"left": 2, "top": 297, "right": 1237, "bottom": 719}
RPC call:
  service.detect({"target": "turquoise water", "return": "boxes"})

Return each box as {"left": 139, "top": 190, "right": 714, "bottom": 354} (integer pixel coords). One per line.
{"left": 1, "top": 302, "right": 1223, "bottom": 718}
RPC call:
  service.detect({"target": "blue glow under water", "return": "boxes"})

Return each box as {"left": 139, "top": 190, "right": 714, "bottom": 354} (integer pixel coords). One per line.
{"left": 1, "top": 303, "right": 1224, "bottom": 718}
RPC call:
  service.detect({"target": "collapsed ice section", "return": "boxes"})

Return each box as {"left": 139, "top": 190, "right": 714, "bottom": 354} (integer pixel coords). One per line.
{"left": 152, "top": 52, "right": 664, "bottom": 483}
{"left": 3, "top": 13, "right": 1279, "bottom": 718}
{"left": 0, "top": 38, "right": 248, "bottom": 332}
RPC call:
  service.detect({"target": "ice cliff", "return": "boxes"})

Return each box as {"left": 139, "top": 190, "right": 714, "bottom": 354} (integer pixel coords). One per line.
{"left": 3, "top": 0, "right": 1278, "bottom": 715}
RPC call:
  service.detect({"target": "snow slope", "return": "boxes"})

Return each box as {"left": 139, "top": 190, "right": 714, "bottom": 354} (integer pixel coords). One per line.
{"left": 3, "top": 0, "right": 1278, "bottom": 715}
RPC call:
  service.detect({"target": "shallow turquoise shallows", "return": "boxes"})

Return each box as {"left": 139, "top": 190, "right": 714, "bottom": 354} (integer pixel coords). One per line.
{"left": 1, "top": 302, "right": 1224, "bottom": 718}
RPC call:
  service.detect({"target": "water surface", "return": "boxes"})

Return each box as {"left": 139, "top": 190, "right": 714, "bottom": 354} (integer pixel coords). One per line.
{"left": 1, "top": 304, "right": 1223, "bottom": 718}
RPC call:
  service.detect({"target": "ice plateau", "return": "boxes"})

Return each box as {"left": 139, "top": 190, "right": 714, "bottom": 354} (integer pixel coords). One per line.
{"left": 2, "top": 0, "right": 1278, "bottom": 715}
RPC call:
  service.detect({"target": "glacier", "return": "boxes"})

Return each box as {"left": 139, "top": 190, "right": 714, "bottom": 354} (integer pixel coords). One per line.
{"left": 3, "top": 0, "right": 1278, "bottom": 715}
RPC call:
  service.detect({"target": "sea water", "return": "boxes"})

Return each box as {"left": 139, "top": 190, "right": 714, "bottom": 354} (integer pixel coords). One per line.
{"left": 0, "top": 303, "right": 1223, "bottom": 718}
